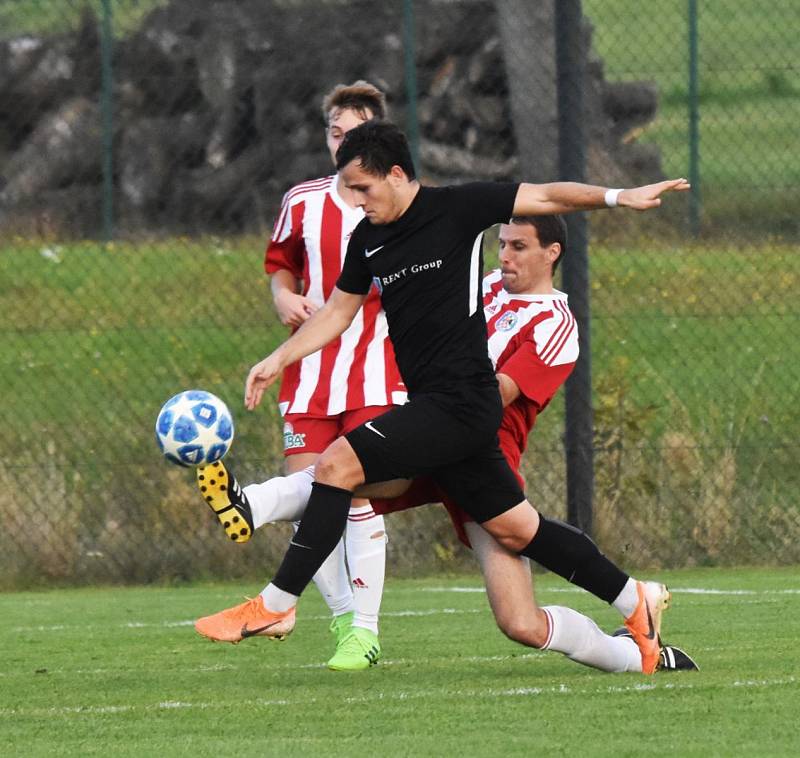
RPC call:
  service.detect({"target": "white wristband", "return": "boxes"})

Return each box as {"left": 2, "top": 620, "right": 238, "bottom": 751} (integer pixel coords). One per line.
{"left": 604, "top": 188, "right": 623, "bottom": 208}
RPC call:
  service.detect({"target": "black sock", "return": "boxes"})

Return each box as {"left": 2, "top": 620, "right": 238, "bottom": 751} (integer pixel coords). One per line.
{"left": 272, "top": 481, "right": 352, "bottom": 596}
{"left": 519, "top": 516, "right": 629, "bottom": 604}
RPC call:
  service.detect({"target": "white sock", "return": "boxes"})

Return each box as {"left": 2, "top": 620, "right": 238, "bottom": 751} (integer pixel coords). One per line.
{"left": 345, "top": 504, "right": 386, "bottom": 636}
{"left": 542, "top": 605, "right": 642, "bottom": 673}
{"left": 611, "top": 578, "right": 640, "bottom": 619}
{"left": 244, "top": 465, "right": 314, "bottom": 528}
{"left": 294, "top": 522, "right": 353, "bottom": 617}
{"left": 260, "top": 583, "right": 298, "bottom": 613}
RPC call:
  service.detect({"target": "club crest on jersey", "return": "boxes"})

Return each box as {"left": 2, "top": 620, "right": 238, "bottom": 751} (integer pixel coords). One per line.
{"left": 283, "top": 422, "right": 306, "bottom": 450}
{"left": 496, "top": 311, "right": 519, "bottom": 332}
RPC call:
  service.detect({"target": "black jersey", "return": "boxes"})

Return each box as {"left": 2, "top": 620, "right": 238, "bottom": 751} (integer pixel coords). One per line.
{"left": 336, "top": 182, "right": 519, "bottom": 393}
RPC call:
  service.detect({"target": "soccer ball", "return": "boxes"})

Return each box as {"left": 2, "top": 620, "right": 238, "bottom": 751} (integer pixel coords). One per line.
{"left": 155, "top": 390, "right": 234, "bottom": 467}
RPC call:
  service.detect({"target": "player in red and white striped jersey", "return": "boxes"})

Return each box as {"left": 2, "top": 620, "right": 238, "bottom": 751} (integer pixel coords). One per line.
{"left": 476, "top": 264, "right": 578, "bottom": 489}
{"left": 267, "top": 174, "right": 405, "bottom": 418}
{"left": 371, "top": 216, "right": 580, "bottom": 544}
{"left": 261, "top": 82, "right": 403, "bottom": 670}
{"left": 376, "top": 263, "right": 579, "bottom": 539}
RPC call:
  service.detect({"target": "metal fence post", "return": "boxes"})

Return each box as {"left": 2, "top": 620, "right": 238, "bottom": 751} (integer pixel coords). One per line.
{"left": 688, "top": 0, "right": 701, "bottom": 236}
{"left": 403, "top": 0, "right": 420, "bottom": 173}
{"left": 100, "top": 0, "right": 114, "bottom": 241}
{"left": 555, "top": 0, "right": 593, "bottom": 536}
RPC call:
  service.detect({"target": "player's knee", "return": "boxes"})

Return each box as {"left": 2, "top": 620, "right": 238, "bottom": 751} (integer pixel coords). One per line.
{"left": 481, "top": 503, "right": 539, "bottom": 553}
{"left": 313, "top": 454, "right": 351, "bottom": 487}
{"left": 314, "top": 440, "right": 364, "bottom": 490}
{"left": 496, "top": 612, "right": 548, "bottom": 648}
{"left": 490, "top": 532, "right": 529, "bottom": 553}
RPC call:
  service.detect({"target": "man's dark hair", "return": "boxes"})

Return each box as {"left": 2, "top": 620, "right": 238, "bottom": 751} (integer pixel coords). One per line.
{"left": 335, "top": 120, "right": 416, "bottom": 180}
{"left": 510, "top": 214, "right": 568, "bottom": 273}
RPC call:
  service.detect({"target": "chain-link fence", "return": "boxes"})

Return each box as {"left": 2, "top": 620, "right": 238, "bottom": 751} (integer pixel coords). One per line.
{"left": 2, "top": 0, "right": 798, "bottom": 587}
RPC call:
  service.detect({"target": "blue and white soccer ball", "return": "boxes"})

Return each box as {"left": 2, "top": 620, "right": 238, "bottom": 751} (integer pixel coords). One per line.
{"left": 155, "top": 390, "right": 234, "bottom": 467}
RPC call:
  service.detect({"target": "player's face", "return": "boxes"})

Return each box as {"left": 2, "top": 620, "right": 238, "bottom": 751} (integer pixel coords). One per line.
{"left": 498, "top": 223, "right": 559, "bottom": 294}
{"left": 326, "top": 107, "right": 373, "bottom": 165}
{"left": 340, "top": 159, "right": 407, "bottom": 224}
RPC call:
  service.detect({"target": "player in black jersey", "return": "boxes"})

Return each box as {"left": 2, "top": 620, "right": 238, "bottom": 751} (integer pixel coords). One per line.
{"left": 195, "top": 121, "right": 688, "bottom": 673}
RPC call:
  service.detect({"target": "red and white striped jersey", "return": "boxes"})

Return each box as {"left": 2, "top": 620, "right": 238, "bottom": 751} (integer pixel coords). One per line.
{"left": 482, "top": 269, "right": 579, "bottom": 455}
{"left": 265, "top": 175, "right": 406, "bottom": 416}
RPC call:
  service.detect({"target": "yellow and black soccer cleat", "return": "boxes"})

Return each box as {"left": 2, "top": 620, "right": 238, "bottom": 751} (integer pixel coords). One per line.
{"left": 196, "top": 461, "right": 254, "bottom": 543}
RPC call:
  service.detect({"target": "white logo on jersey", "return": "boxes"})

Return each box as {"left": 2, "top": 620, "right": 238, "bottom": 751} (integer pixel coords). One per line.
{"left": 379, "top": 259, "right": 443, "bottom": 287}
{"left": 364, "top": 421, "right": 386, "bottom": 438}
{"left": 283, "top": 422, "right": 307, "bottom": 450}
{"left": 365, "top": 245, "right": 385, "bottom": 258}
{"left": 410, "top": 259, "right": 442, "bottom": 273}
{"left": 496, "top": 311, "right": 519, "bottom": 332}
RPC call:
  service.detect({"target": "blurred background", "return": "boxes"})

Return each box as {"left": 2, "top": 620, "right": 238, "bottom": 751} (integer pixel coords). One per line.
{"left": 2, "top": 0, "right": 798, "bottom": 587}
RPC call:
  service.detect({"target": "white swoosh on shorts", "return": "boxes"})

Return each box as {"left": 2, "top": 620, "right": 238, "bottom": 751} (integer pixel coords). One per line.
{"left": 364, "top": 421, "right": 386, "bottom": 438}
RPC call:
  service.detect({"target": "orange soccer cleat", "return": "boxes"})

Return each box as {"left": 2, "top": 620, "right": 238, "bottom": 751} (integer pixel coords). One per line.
{"left": 624, "top": 580, "right": 671, "bottom": 674}
{"left": 194, "top": 596, "right": 296, "bottom": 643}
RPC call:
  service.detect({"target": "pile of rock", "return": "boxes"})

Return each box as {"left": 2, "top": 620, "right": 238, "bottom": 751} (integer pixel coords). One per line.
{"left": 0, "top": 0, "right": 660, "bottom": 236}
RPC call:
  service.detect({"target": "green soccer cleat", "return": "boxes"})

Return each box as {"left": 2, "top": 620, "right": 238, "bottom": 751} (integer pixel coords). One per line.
{"left": 329, "top": 611, "right": 355, "bottom": 646}
{"left": 327, "top": 626, "right": 381, "bottom": 671}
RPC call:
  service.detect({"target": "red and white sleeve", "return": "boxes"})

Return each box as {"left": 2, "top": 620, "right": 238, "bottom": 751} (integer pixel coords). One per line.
{"left": 500, "top": 302, "right": 579, "bottom": 408}
{"left": 264, "top": 194, "right": 305, "bottom": 279}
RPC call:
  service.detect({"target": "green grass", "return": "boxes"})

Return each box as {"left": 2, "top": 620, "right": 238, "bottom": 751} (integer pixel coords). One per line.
{"left": 1, "top": 237, "right": 280, "bottom": 467}
{"left": 1, "top": 568, "right": 799, "bottom": 756}
{"left": 4, "top": 235, "right": 798, "bottom": 470}
{"left": 2, "top": 236, "right": 798, "bottom": 580}
{"left": 0, "top": 0, "right": 166, "bottom": 37}
{"left": 583, "top": 0, "right": 800, "bottom": 234}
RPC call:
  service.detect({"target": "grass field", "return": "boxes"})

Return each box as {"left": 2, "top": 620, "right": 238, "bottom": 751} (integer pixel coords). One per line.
{"left": 4, "top": 236, "right": 798, "bottom": 463}
{"left": 2, "top": 236, "right": 798, "bottom": 583}
{"left": 2, "top": 567, "right": 799, "bottom": 756}
{"left": 0, "top": 0, "right": 161, "bottom": 37}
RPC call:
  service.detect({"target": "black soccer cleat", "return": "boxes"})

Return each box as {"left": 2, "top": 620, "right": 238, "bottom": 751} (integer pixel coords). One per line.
{"left": 196, "top": 461, "right": 254, "bottom": 543}
{"left": 657, "top": 644, "right": 700, "bottom": 672}
{"left": 612, "top": 628, "right": 699, "bottom": 672}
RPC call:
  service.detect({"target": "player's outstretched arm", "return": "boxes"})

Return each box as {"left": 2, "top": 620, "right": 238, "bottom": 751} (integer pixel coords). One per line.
{"left": 245, "top": 287, "right": 366, "bottom": 410}
{"left": 513, "top": 178, "right": 690, "bottom": 216}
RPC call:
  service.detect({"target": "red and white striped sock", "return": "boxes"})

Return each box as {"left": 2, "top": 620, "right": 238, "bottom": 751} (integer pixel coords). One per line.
{"left": 345, "top": 503, "right": 386, "bottom": 636}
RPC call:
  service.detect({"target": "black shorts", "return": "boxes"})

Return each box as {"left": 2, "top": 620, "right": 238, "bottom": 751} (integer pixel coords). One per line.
{"left": 345, "top": 386, "right": 526, "bottom": 523}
